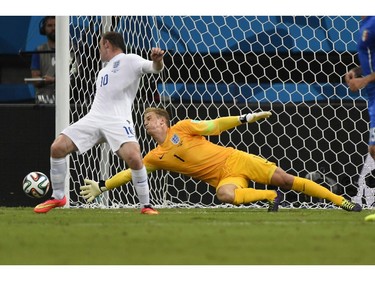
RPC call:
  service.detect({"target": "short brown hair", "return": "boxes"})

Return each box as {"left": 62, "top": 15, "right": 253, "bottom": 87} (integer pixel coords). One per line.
{"left": 101, "top": 31, "right": 126, "bottom": 53}
{"left": 144, "top": 107, "right": 171, "bottom": 127}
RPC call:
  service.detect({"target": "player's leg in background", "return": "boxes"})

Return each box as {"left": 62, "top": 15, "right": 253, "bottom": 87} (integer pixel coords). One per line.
{"left": 356, "top": 153, "right": 375, "bottom": 207}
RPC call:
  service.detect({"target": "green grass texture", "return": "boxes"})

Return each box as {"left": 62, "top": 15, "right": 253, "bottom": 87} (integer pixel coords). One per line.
{"left": 0, "top": 207, "right": 374, "bottom": 265}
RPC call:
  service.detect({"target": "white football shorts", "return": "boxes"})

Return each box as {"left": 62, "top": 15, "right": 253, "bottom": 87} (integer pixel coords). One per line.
{"left": 61, "top": 112, "right": 138, "bottom": 154}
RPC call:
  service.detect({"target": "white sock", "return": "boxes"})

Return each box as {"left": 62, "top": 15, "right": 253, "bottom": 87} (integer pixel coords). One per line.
{"left": 131, "top": 166, "right": 150, "bottom": 207}
{"left": 50, "top": 157, "right": 67, "bottom": 200}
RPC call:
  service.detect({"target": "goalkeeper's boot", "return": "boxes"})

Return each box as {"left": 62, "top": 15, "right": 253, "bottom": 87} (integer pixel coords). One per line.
{"left": 141, "top": 205, "right": 159, "bottom": 215}
{"left": 268, "top": 190, "right": 282, "bottom": 212}
{"left": 34, "top": 196, "right": 67, "bottom": 213}
{"left": 340, "top": 199, "right": 362, "bottom": 212}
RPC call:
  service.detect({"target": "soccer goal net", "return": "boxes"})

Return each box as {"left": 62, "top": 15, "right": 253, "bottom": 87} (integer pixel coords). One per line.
{"left": 66, "top": 16, "right": 369, "bottom": 209}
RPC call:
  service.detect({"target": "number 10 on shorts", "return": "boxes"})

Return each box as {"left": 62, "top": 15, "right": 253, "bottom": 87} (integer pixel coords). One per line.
{"left": 123, "top": 126, "right": 135, "bottom": 138}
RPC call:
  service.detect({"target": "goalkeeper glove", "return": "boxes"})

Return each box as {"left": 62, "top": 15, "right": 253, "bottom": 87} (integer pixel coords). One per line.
{"left": 239, "top": 111, "right": 272, "bottom": 123}
{"left": 80, "top": 179, "right": 107, "bottom": 203}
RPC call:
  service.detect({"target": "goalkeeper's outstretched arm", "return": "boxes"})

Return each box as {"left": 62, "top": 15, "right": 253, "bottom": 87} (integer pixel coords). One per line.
{"left": 80, "top": 167, "right": 155, "bottom": 203}
{"left": 79, "top": 169, "right": 132, "bottom": 202}
{"left": 197, "top": 111, "right": 272, "bottom": 136}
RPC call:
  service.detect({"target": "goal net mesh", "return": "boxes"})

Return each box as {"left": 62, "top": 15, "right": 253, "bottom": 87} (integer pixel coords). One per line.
{"left": 67, "top": 16, "right": 369, "bottom": 209}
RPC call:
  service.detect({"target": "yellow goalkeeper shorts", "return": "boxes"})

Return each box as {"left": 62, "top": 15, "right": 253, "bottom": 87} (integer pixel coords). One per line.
{"left": 216, "top": 150, "right": 277, "bottom": 190}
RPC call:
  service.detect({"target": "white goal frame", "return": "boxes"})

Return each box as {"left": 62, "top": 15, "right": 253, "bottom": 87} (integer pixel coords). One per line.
{"left": 55, "top": 16, "right": 70, "bottom": 205}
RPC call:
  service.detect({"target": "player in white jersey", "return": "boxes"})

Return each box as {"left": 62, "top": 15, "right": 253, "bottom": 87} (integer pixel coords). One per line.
{"left": 34, "top": 31, "right": 164, "bottom": 214}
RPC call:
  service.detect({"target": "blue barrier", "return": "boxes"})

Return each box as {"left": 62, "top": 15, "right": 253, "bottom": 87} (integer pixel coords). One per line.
{"left": 0, "top": 84, "right": 35, "bottom": 102}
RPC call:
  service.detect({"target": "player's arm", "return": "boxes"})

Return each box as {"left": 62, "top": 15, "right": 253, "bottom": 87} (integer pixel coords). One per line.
{"left": 349, "top": 72, "right": 375, "bottom": 92}
{"left": 30, "top": 53, "right": 47, "bottom": 88}
{"left": 345, "top": 66, "right": 375, "bottom": 92}
{"left": 345, "top": 66, "right": 362, "bottom": 83}
{"left": 141, "top": 47, "right": 164, "bottom": 74}
{"left": 150, "top": 47, "right": 164, "bottom": 72}
{"left": 190, "top": 111, "right": 272, "bottom": 136}
{"left": 31, "top": 68, "right": 46, "bottom": 88}
{"left": 80, "top": 165, "right": 155, "bottom": 203}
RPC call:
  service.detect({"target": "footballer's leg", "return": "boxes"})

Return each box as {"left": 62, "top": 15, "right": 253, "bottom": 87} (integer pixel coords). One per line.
{"left": 117, "top": 142, "right": 158, "bottom": 215}
{"left": 218, "top": 151, "right": 282, "bottom": 211}
{"left": 291, "top": 176, "right": 361, "bottom": 211}
{"left": 216, "top": 183, "right": 281, "bottom": 211}
{"left": 271, "top": 168, "right": 362, "bottom": 212}
{"left": 34, "top": 135, "right": 74, "bottom": 213}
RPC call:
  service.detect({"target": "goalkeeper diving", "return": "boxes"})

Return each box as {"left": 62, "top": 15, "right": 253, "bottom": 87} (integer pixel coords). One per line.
{"left": 80, "top": 107, "right": 362, "bottom": 212}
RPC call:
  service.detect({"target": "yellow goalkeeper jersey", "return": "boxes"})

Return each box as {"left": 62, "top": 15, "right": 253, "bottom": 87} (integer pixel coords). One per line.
{"left": 143, "top": 119, "right": 234, "bottom": 187}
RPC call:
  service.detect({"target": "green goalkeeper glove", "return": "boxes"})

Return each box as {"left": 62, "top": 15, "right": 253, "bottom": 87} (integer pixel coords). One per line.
{"left": 239, "top": 111, "right": 272, "bottom": 123}
{"left": 80, "top": 179, "right": 107, "bottom": 203}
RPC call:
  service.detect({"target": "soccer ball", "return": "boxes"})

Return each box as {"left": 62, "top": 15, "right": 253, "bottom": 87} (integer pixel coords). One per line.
{"left": 22, "top": 172, "right": 50, "bottom": 198}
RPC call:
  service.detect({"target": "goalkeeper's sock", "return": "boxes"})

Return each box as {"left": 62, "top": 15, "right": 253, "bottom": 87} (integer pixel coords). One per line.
{"left": 131, "top": 166, "right": 150, "bottom": 207}
{"left": 50, "top": 157, "right": 67, "bottom": 200}
{"left": 233, "top": 188, "right": 276, "bottom": 205}
{"left": 291, "top": 176, "right": 343, "bottom": 206}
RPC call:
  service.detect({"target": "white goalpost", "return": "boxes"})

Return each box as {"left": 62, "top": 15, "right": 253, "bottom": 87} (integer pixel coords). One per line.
{"left": 61, "top": 16, "right": 370, "bottom": 209}
{"left": 55, "top": 16, "right": 71, "bottom": 206}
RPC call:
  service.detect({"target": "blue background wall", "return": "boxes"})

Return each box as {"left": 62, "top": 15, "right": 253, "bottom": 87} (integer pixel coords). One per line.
{"left": 0, "top": 16, "right": 48, "bottom": 102}
{"left": 0, "top": 16, "right": 362, "bottom": 103}
{"left": 112, "top": 16, "right": 361, "bottom": 54}
{"left": 0, "top": 16, "right": 46, "bottom": 54}
{"left": 0, "top": 16, "right": 361, "bottom": 56}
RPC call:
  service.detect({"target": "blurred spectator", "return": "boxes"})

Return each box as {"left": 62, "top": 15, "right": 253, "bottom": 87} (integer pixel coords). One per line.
{"left": 30, "top": 16, "right": 55, "bottom": 104}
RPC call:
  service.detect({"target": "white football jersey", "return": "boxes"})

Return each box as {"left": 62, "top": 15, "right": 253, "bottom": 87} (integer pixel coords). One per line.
{"left": 90, "top": 53, "right": 154, "bottom": 120}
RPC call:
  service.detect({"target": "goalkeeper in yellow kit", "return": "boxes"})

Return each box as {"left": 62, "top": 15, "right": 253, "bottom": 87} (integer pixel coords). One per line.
{"left": 80, "top": 107, "right": 362, "bottom": 212}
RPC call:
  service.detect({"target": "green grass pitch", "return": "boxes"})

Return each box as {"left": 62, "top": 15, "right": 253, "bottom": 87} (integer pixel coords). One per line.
{"left": 1, "top": 207, "right": 375, "bottom": 265}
